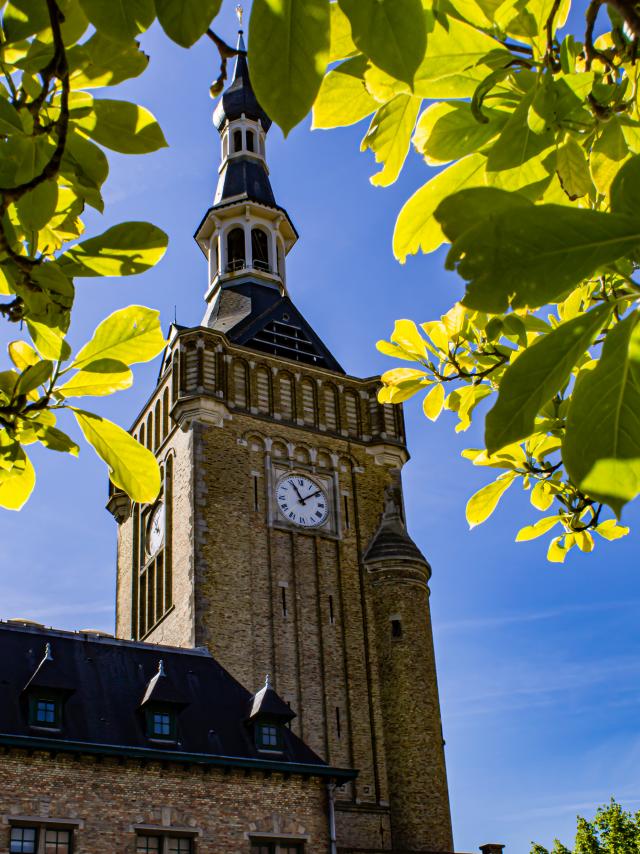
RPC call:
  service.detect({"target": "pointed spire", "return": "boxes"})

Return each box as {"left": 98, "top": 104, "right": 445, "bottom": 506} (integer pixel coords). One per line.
{"left": 212, "top": 26, "right": 271, "bottom": 132}
{"left": 363, "top": 483, "right": 431, "bottom": 573}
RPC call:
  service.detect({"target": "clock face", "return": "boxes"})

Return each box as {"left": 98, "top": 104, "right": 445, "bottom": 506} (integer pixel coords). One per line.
{"left": 147, "top": 503, "right": 165, "bottom": 556}
{"left": 276, "top": 474, "right": 329, "bottom": 528}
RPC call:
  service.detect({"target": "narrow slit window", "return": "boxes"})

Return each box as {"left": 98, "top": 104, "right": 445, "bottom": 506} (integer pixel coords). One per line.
{"left": 233, "top": 128, "right": 242, "bottom": 152}
{"left": 329, "top": 595, "right": 335, "bottom": 625}
{"left": 246, "top": 130, "right": 255, "bottom": 152}
{"left": 253, "top": 474, "right": 260, "bottom": 511}
{"left": 281, "top": 586, "right": 287, "bottom": 618}
{"left": 391, "top": 619, "right": 403, "bottom": 639}
{"left": 343, "top": 494, "right": 350, "bottom": 530}
{"left": 335, "top": 706, "right": 341, "bottom": 739}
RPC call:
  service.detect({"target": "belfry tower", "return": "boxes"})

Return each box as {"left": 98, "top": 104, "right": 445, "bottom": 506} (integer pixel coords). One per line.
{"left": 110, "top": 33, "right": 453, "bottom": 853}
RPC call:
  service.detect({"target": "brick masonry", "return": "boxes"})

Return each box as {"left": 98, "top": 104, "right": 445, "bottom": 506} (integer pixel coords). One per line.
{"left": 114, "top": 326, "right": 454, "bottom": 851}
{"left": 0, "top": 750, "right": 329, "bottom": 853}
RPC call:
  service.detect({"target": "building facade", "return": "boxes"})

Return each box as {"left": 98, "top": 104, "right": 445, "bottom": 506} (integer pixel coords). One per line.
{"left": 109, "top": 36, "right": 453, "bottom": 853}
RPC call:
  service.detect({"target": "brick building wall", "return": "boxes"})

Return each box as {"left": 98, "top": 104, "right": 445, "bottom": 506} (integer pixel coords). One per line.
{"left": 0, "top": 749, "right": 329, "bottom": 853}
{"left": 114, "top": 326, "right": 452, "bottom": 851}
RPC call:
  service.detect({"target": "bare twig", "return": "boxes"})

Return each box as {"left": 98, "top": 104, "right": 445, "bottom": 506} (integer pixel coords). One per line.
{"left": 545, "top": 0, "right": 562, "bottom": 70}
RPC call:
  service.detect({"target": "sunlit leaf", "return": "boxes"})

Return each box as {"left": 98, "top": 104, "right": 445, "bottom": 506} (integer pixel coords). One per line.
{"left": 58, "top": 223, "right": 168, "bottom": 277}
{"left": 361, "top": 94, "right": 421, "bottom": 187}
{"left": 312, "top": 56, "right": 378, "bottom": 129}
{"left": 466, "top": 472, "right": 516, "bottom": 528}
{"left": 423, "top": 383, "right": 445, "bottom": 421}
{"left": 155, "top": 0, "right": 222, "bottom": 48}
{"left": 77, "top": 0, "right": 155, "bottom": 42}
{"left": 516, "top": 515, "right": 560, "bottom": 541}
{"left": 73, "top": 98, "right": 168, "bottom": 154}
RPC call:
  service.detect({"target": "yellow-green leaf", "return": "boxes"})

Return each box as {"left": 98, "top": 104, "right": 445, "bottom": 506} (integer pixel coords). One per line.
{"left": 516, "top": 515, "right": 560, "bottom": 541}
{"left": 413, "top": 101, "right": 507, "bottom": 166}
{"left": 0, "top": 451, "right": 35, "bottom": 511}
{"left": 56, "top": 359, "right": 133, "bottom": 397}
{"left": 312, "top": 56, "right": 378, "bottom": 129}
{"left": 73, "top": 305, "right": 166, "bottom": 368}
{"left": 591, "top": 119, "right": 629, "bottom": 196}
{"left": 423, "top": 383, "right": 445, "bottom": 421}
{"left": 596, "top": 519, "right": 630, "bottom": 541}
{"left": 466, "top": 472, "right": 516, "bottom": 528}
{"left": 58, "top": 223, "right": 168, "bottom": 278}
{"left": 361, "top": 94, "right": 421, "bottom": 187}
{"left": 556, "top": 136, "right": 593, "bottom": 200}
{"left": 390, "top": 319, "right": 428, "bottom": 356}
{"left": 72, "top": 408, "right": 160, "bottom": 502}
{"left": 530, "top": 479, "right": 555, "bottom": 510}
{"left": 393, "top": 153, "right": 486, "bottom": 262}
{"left": 329, "top": 1, "right": 358, "bottom": 62}
{"left": 547, "top": 535, "right": 571, "bottom": 563}
{"left": 8, "top": 340, "right": 39, "bottom": 371}
{"left": 26, "top": 320, "right": 71, "bottom": 362}
{"left": 77, "top": 0, "right": 155, "bottom": 42}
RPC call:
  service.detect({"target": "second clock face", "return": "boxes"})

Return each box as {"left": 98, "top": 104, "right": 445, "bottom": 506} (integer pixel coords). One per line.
{"left": 276, "top": 474, "right": 329, "bottom": 528}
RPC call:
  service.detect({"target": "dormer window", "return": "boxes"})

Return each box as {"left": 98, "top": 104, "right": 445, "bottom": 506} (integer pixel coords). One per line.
{"left": 29, "top": 695, "right": 61, "bottom": 729}
{"left": 256, "top": 722, "right": 282, "bottom": 751}
{"left": 146, "top": 707, "right": 176, "bottom": 741}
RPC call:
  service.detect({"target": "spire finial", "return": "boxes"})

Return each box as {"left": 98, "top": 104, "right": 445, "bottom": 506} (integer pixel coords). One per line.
{"left": 44, "top": 642, "right": 52, "bottom": 661}
{"left": 235, "top": 4, "right": 243, "bottom": 30}
{"left": 158, "top": 659, "right": 165, "bottom": 677}
{"left": 265, "top": 673, "right": 271, "bottom": 689}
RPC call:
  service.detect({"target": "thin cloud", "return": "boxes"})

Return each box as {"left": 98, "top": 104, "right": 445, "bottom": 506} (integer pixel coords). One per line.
{"left": 438, "top": 600, "right": 640, "bottom": 632}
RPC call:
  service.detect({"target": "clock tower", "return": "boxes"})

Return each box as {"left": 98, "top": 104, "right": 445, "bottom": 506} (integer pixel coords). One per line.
{"left": 110, "top": 34, "right": 453, "bottom": 853}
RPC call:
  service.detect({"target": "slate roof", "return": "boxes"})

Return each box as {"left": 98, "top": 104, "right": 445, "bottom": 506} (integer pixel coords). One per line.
{"left": 212, "top": 34, "right": 272, "bottom": 132}
{"left": 0, "top": 622, "right": 354, "bottom": 780}
{"left": 364, "top": 486, "right": 431, "bottom": 571}
{"left": 210, "top": 282, "right": 344, "bottom": 373}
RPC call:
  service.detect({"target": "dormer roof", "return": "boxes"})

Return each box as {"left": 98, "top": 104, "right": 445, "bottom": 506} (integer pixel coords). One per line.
{"left": 23, "top": 642, "right": 75, "bottom": 695}
{"left": 248, "top": 675, "right": 295, "bottom": 723}
{"left": 140, "top": 659, "right": 188, "bottom": 708}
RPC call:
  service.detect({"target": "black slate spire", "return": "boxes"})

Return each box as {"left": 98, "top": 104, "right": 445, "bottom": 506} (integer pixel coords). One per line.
{"left": 213, "top": 32, "right": 272, "bottom": 132}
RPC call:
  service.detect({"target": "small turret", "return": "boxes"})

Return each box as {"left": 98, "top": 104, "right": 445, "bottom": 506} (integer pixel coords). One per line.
{"left": 364, "top": 483, "right": 453, "bottom": 852}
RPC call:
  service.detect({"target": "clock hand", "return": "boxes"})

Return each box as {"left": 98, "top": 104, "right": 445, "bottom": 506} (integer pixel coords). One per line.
{"left": 307, "top": 490, "right": 322, "bottom": 499}
{"left": 290, "top": 482, "right": 307, "bottom": 505}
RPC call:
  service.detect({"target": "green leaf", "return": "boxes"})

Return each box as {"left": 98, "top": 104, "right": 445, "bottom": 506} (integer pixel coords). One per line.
{"left": 312, "top": 56, "right": 378, "bottom": 129}
{"left": 77, "top": 0, "right": 155, "bottom": 42}
{"left": 556, "top": 136, "right": 593, "bottom": 200}
{"left": 56, "top": 359, "right": 133, "bottom": 397}
{"left": 72, "top": 408, "right": 161, "bottom": 502}
{"left": 610, "top": 153, "right": 640, "bottom": 217}
{"left": 564, "top": 311, "right": 640, "bottom": 516}
{"left": 248, "top": 0, "right": 330, "bottom": 136}
{"left": 8, "top": 340, "right": 39, "bottom": 371}
{"left": 414, "top": 13, "right": 509, "bottom": 94}
{"left": 393, "top": 153, "right": 486, "bottom": 262}
{"left": 515, "top": 515, "right": 560, "bottom": 541}
{"left": 0, "top": 98, "right": 24, "bottom": 135}
{"left": 73, "top": 98, "right": 168, "bottom": 154}
{"left": 338, "top": 0, "right": 425, "bottom": 86}
{"left": 435, "top": 185, "right": 532, "bottom": 244}
{"left": 68, "top": 32, "right": 149, "bottom": 89}
{"left": 443, "top": 192, "right": 640, "bottom": 311}
{"left": 155, "top": 0, "right": 221, "bottom": 48}
{"left": 466, "top": 472, "right": 516, "bottom": 528}
{"left": 3, "top": 0, "right": 50, "bottom": 42}
{"left": 485, "top": 304, "right": 612, "bottom": 452}
{"left": 58, "top": 222, "right": 168, "bottom": 277}
{"left": 361, "top": 94, "right": 420, "bottom": 187}
{"left": 591, "top": 118, "right": 629, "bottom": 196}
{"left": 15, "top": 360, "right": 53, "bottom": 396}
{"left": 413, "top": 101, "right": 507, "bottom": 166}
{"left": 73, "top": 305, "right": 166, "bottom": 368}
{"left": 0, "top": 450, "right": 35, "bottom": 510}
{"left": 329, "top": 1, "right": 357, "bottom": 62}
{"left": 423, "top": 383, "right": 445, "bottom": 421}
{"left": 15, "top": 179, "right": 58, "bottom": 232}
{"left": 26, "top": 321, "right": 71, "bottom": 362}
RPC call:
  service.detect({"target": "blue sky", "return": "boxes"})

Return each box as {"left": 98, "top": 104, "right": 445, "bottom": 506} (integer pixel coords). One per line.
{"left": 2, "top": 8, "right": 640, "bottom": 852}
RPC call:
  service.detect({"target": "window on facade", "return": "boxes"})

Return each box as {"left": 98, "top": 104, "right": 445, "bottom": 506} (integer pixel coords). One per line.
{"left": 251, "top": 227, "right": 270, "bottom": 272}
{"left": 246, "top": 130, "right": 255, "bottom": 152}
{"left": 137, "top": 836, "right": 192, "bottom": 854}
{"left": 256, "top": 723, "right": 281, "bottom": 750}
{"left": 391, "top": 619, "right": 403, "bottom": 639}
{"left": 10, "top": 827, "right": 37, "bottom": 853}
{"left": 29, "top": 697, "right": 60, "bottom": 728}
{"left": 147, "top": 709, "right": 175, "bottom": 740}
{"left": 227, "top": 227, "right": 245, "bottom": 272}
{"left": 233, "top": 128, "right": 242, "bottom": 152}
{"left": 44, "top": 829, "right": 72, "bottom": 853}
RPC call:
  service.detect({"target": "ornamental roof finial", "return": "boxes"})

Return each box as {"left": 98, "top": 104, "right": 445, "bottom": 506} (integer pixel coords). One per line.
{"left": 158, "top": 659, "right": 166, "bottom": 677}
{"left": 235, "top": 4, "right": 244, "bottom": 30}
{"left": 44, "top": 642, "right": 53, "bottom": 661}
{"left": 265, "top": 673, "right": 271, "bottom": 689}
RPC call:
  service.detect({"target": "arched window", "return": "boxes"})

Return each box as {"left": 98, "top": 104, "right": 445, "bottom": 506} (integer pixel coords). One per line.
{"left": 162, "top": 387, "right": 169, "bottom": 439}
{"left": 301, "top": 379, "right": 317, "bottom": 427}
{"left": 246, "top": 130, "right": 255, "bottom": 152}
{"left": 227, "top": 227, "right": 245, "bottom": 272}
{"left": 251, "top": 227, "right": 270, "bottom": 272}
{"left": 154, "top": 400, "right": 161, "bottom": 449}
{"left": 146, "top": 412, "right": 153, "bottom": 450}
{"left": 212, "top": 236, "right": 219, "bottom": 279}
{"left": 233, "top": 361, "right": 248, "bottom": 409}
{"left": 324, "top": 385, "right": 338, "bottom": 431}
{"left": 279, "top": 373, "right": 294, "bottom": 420}
{"left": 233, "top": 128, "right": 242, "bottom": 152}
{"left": 345, "top": 391, "right": 360, "bottom": 436}
{"left": 277, "top": 242, "right": 284, "bottom": 278}
{"left": 256, "top": 366, "right": 271, "bottom": 414}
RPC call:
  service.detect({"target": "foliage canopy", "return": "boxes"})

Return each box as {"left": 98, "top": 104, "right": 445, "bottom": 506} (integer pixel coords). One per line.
{"left": 531, "top": 799, "right": 640, "bottom": 853}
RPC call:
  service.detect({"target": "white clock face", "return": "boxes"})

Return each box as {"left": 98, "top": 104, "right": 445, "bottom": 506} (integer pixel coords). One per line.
{"left": 276, "top": 474, "right": 329, "bottom": 528}
{"left": 147, "top": 503, "right": 165, "bottom": 556}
